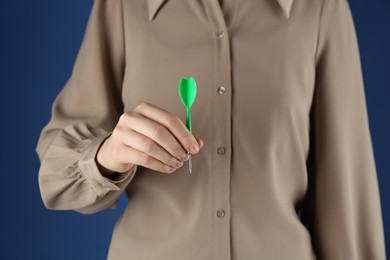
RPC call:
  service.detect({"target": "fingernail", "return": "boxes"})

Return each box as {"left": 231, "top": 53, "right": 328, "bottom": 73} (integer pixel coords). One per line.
{"left": 168, "top": 167, "right": 176, "bottom": 173}
{"left": 175, "top": 160, "right": 184, "bottom": 168}
{"left": 190, "top": 143, "right": 199, "bottom": 153}
{"left": 181, "top": 153, "right": 189, "bottom": 162}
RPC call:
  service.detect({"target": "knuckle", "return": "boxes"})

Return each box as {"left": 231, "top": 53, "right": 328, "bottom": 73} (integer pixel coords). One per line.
{"left": 143, "top": 138, "right": 156, "bottom": 154}
{"left": 138, "top": 102, "right": 150, "bottom": 111}
{"left": 165, "top": 117, "right": 174, "bottom": 128}
{"left": 140, "top": 154, "right": 153, "bottom": 166}
{"left": 172, "top": 145, "right": 185, "bottom": 158}
{"left": 166, "top": 154, "right": 176, "bottom": 165}
{"left": 119, "top": 113, "right": 128, "bottom": 122}
{"left": 173, "top": 115, "right": 183, "bottom": 125}
{"left": 119, "top": 112, "right": 134, "bottom": 125}
{"left": 152, "top": 126, "right": 166, "bottom": 140}
{"left": 113, "top": 121, "right": 126, "bottom": 134}
{"left": 165, "top": 115, "right": 180, "bottom": 128}
{"left": 182, "top": 132, "right": 195, "bottom": 144}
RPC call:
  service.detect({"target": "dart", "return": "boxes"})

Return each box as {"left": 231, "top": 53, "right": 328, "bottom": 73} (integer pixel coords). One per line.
{"left": 178, "top": 77, "right": 197, "bottom": 173}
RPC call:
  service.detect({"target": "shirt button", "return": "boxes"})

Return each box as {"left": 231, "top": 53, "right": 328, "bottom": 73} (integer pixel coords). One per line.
{"left": 217, "top": 85, "right": 226, "bottom": 95}
{"left": 217, "top": 210, "right": 225, "bottom": 218}
{"left": 217, "top": 147, "right": 226, "bottom": 155}
{"left": 217, "top": 30, "right": 225, "bottom": 38}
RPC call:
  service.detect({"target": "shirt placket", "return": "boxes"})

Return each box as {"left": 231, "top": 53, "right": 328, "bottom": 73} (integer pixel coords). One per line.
{"left": 204, "top": 1, "right": 233, "bottom": 259}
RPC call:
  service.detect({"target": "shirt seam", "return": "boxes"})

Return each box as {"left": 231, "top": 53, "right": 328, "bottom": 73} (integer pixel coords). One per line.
{"left": 121, "top": 0, "right": 127, "bottom": 71}
{"left": 210, "top": 24, "right": 216, "bottom": 260}
{"left": 227, "top": 0, "right": 241, "bottom": 33}
{"left": 313, "top": 0, "right": 327, "bottom": 65}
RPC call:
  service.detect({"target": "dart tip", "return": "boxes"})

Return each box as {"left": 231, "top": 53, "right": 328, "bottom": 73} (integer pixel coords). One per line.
{"left": 189, "top": 154, "right": 192, "bottom": 174}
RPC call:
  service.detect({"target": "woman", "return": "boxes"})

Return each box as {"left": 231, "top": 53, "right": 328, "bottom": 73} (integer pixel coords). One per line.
{"left": 36, "top": 0, "right": 386, "bottom": 259}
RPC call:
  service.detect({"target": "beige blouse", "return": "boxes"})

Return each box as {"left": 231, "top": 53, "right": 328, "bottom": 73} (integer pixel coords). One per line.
{"left": 36, "top": 0, "right": 386, "bottom": 259}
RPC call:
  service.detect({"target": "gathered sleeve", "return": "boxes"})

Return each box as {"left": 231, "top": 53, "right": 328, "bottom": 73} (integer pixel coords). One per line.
{"left": 36, "top": 0, "right": 137, "bottom": 214}
{"left": 301, "top": 0, "right": 386, "bottom": 259}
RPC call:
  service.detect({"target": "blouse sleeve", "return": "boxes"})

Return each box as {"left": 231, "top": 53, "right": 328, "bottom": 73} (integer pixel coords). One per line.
{"left": 36, "top": 0, "right": 137, "bottom": 214}
{"left": 301, "top": 0, "right": 386, "bottom": 259}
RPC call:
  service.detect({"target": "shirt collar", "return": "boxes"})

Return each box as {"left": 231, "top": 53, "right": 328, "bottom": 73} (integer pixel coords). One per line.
{"left": 147, "top": 0, "right": 294, "bottom": 21}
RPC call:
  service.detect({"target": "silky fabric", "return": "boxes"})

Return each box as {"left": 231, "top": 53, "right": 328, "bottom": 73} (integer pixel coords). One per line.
{"left": 36, "top": 0, "right": 386, "bottom": 259}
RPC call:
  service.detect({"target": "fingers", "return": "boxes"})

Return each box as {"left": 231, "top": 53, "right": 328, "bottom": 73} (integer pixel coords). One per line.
{"left": 118, "top": 128, "right": 185, "bottom": 169}
{"left": 123, "top": 113, "right": 189, "bottom": 162}
{"left": 135, "top": 102, "right": 200, "bottom": 155}
{"left": 102, "top": 102, "right": 204, "bottom": 175}
{"left": 115, "top": 144, "right": 179, "bottom": 174}
{"left": 195, "top": 136, "right": 204, "bottom": 149}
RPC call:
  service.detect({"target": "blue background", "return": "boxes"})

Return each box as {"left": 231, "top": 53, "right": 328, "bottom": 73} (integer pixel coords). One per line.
{"left": 0, "top": 0, "right": 388, "bottom": 259}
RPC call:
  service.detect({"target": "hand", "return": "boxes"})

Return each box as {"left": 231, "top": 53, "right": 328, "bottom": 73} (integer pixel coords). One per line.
{"left": 96, "top": 102, "right": 204, "bottom": 175}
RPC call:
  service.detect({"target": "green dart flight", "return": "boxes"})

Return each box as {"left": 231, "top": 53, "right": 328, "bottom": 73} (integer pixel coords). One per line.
{"left": 178, "top": 77, "right": 197, "bottom": 174}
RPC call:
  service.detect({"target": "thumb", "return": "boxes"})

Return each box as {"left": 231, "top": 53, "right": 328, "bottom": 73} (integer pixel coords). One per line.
{"left": 194, "top": 136, "right": 204, "bottom": 149}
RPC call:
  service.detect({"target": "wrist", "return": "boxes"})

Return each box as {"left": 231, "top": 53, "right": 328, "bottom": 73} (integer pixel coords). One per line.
{"left": 95, "top": 139, "right": 116, "bottom": 178}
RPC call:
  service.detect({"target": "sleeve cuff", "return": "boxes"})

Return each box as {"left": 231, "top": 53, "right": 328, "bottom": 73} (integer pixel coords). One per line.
{"left": 78, "top": 132, "right": 137, "bottom": 197}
